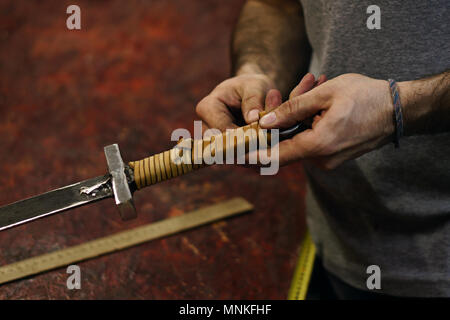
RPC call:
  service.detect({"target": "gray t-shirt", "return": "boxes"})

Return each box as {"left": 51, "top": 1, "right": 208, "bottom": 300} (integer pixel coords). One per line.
{"left": 299, "top": 0, "right": 450, "bottom": 297}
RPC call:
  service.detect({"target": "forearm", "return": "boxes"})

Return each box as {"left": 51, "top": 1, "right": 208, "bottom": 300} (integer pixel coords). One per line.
{"left": 399, "top": 70, "right": 450, "bottom": 135}
{"left": 231, "top": 0, "right": 310, "bottom": 97}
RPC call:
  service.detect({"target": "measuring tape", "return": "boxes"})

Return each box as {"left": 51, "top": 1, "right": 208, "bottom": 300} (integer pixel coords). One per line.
{"left": 287, "top": 229, "right": 316, "bottom": 300}
{"left": 0, "top": 197, "right": 252, "bottom": 285}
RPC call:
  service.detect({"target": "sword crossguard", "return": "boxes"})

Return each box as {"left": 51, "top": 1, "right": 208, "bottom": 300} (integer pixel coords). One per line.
{"left": 104, "top": 144, "right": 137, "bottom": 220}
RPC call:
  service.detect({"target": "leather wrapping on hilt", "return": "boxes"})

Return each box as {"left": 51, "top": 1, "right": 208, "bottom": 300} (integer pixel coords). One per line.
{"left": 129, "top": 122, "right": 270, "bottom": 190}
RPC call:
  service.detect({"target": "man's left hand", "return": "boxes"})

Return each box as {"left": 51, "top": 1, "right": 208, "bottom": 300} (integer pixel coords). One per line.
{"left": 259, "top": 73, "right": 395, "bottom": 169}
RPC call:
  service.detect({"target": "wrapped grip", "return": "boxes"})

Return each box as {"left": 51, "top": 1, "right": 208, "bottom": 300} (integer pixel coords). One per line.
{"left": 129, "top": 122, "right": 270, "bottom": 189}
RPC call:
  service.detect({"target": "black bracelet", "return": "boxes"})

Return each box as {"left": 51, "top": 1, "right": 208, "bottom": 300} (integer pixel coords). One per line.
{"left": 388, "top": 79, "right": 404, "bottom": 148}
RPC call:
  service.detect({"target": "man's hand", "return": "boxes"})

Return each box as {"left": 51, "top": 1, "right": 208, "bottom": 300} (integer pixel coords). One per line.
{"left": 259, "top": 73, "right": 395, "bottom": 169}
{"left": 196, "top": 0, "right": 311, "bottom": 132}
{"left": 196, "top": 69, "right": 324, "bottom": 133}
{"left": 195, "top": 65, "right": 279, "bottom": 132}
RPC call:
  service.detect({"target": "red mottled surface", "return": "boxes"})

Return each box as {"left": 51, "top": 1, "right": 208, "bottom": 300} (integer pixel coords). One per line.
{"left": 0, "top": 0, "right": 307, "bottom": 299}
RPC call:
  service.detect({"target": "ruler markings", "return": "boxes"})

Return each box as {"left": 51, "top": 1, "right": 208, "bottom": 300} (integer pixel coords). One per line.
{"left": 287, "top": 229, "right": 316, "bottom": 300}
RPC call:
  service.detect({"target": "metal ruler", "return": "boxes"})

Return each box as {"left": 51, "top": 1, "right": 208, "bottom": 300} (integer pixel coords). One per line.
{"left": 0, "top": 197, "right": 253, "bottom": 285}
{"left": 287, "top": 229, "right": 316, "bottom": 300}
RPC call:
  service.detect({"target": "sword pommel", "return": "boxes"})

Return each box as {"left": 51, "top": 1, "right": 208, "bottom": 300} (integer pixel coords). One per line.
{"left": 104, "top": 144, "right": 137, "bottom": 220}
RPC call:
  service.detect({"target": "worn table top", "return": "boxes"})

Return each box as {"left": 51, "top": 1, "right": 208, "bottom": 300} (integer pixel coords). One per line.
{"left": 0, "top": 0, "right": 307, "bottom": 299}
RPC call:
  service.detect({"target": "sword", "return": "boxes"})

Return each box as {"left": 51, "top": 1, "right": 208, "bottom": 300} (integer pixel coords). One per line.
{"left": 0, "top": 120, "right": 307, "bottom": 232}
{"left": 0, "top": 144, "right": 137, "bottom": 231}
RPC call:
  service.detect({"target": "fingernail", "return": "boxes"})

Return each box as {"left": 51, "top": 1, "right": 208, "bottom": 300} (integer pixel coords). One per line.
{"left": 247, "top": 109, "right": 260, "bottom": 122}
{"left": 259, "top": 112, "right": 276, "bottom": 126}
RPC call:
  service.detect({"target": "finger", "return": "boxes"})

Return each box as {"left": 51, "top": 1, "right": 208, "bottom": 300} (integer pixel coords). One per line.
{"left": 195, "top": 96, "right": 238, "bottom": 132}
{"left": 246, "top": 129, "right": 318, "bottom": 167}
{"left": 240, "top": 87, "right": 268, "bottom": 124}
{"left": 243, "top": 125, "right": 320, "bottom": 167}
{"left": 276, "top": 130, "right": 320, "bottom": 165}
{"left": 315, "top": 74, "right": 327, "bottom": 87}
{"left": 289, "top": 73, "right": 316, "bottom": 99}
{"left": 259, "top": 90, "right": 328, "bottom": 129}
{"left": 311, "top": 111, "right": 326, "bottom": 129}
{"left": 264, "top": 89, "right": 282, "bottom": 112}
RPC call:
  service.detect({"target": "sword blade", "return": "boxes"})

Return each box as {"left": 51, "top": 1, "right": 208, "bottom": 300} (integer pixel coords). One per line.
{"left": 0, "top": 174, "right": 113, "bottom": 231}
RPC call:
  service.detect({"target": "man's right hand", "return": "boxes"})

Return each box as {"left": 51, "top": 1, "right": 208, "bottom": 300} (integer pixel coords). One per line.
{"left": 195, "top": 67, "right": 322, "bottom": 133}
{"left": 195, "top": 64, "right": 280, "bottom": 132}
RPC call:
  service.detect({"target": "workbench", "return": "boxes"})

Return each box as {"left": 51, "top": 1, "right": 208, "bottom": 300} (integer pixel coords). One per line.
{"left": 0, "top": 0, "right": 307, "bottom": 299}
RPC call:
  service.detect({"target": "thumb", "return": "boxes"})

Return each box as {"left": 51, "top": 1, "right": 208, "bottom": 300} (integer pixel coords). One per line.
{"left": 259, "top": 90, "right": 327, "bottom": 129}
{"left": 241, "top": 88, "right": 266, "bottom": 123}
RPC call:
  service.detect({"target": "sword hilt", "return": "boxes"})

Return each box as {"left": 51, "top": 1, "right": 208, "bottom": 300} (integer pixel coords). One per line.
{"left": 129, "top": 122, "right": 264, "bottom": 189}
{"left": 104, "top": 144, "right": 137, "bottom": 221}
{"left": 129, "top": 114, "right": 310, "bottom": 190}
